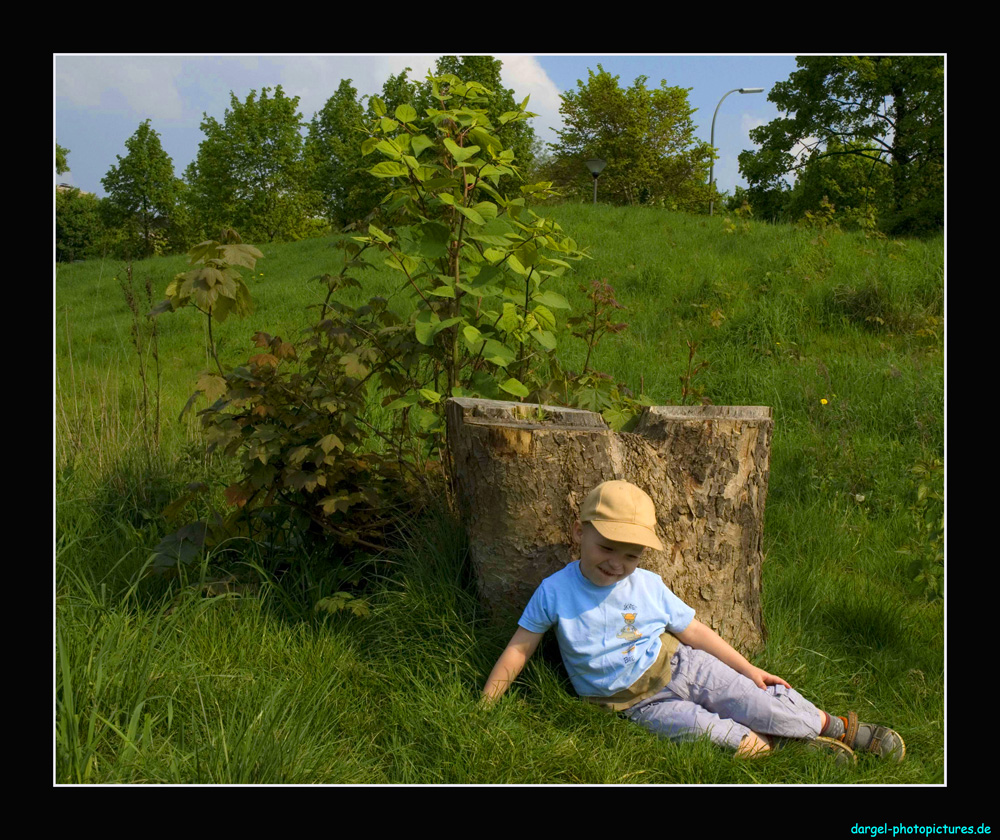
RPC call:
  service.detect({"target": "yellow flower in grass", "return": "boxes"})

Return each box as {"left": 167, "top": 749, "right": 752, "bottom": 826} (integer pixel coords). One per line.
{"left": 820, "top": 398, "right": 828, "bottom": 405}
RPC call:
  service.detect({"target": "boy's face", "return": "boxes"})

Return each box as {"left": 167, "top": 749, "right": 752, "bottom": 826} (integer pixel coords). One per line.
{"left": 574, "top": 520, "right": 645, "bottom": 587}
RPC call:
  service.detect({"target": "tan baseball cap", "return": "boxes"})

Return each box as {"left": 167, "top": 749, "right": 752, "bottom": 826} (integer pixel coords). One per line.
{"left": 580, "top": 480, "right": 663, "bottom": 550}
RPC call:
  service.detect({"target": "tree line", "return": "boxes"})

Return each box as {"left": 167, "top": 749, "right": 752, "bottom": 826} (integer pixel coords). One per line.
{"left": 55, "top": 55, "right": 944, "bottom": 262}
{"left": 737, "top": 56, "right": 944, "bottom": 236}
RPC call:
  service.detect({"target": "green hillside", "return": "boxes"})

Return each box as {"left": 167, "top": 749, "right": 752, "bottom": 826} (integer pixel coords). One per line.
{"left": 55, "top": 204, "right": 944, "bottom": 784}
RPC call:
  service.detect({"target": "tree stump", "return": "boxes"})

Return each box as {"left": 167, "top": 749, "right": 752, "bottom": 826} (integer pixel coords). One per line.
{"left": 445, "top": 398, "right": 774, "bottom": 654}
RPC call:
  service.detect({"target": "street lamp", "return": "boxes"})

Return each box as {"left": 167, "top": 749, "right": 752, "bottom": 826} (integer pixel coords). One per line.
{"left": 708, "top": 87, "right": 764, "bottom": 216}
{"left": 585, "top": 158, "right": 606, "bottom": 205}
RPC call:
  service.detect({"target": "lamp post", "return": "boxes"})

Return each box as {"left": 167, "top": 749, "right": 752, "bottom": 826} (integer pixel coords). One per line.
{"left": 585, "top": 158, "right": 606, "bottom": 205}
{"left": 708, "top": 87, "right": 763, "bottom": 216}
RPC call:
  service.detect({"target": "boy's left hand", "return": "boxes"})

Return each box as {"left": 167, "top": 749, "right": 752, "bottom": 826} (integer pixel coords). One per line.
{"left": 746, "top": 667, "right": 792, "bottom": 690}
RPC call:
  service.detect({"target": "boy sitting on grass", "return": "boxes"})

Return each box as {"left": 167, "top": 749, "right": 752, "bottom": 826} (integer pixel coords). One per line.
{"left": 481, "top": 480, "right": 905, "bottom": 762}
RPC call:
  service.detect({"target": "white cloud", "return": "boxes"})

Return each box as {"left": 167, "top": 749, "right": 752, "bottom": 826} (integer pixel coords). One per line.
{"left": 368, "top": 55, "right": 441, "bottom": 94}
{"left": 496, "top": 55, "right": 565, "bottom": 146}
{"left": 55, "top": 54, "right": 566, "bottom": 132}
{"left": 55, "top": 55, "right": 186, "bottom": 121}
{"left": 274, "top": 55, "right": 440, "bottom": 118}
{"left": 278, "top": 54, "right": 567, "bottom": 146}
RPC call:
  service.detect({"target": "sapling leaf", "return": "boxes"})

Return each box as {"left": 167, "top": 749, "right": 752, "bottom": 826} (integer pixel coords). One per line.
{"left": 411, "top": 134, "right": 435, "bottom": 157}
{"left": 414, "top": 310, "right": 439, "bottom": 346}
{"left": 456, "top": 205, "right": 486, "bottom": 225}
{"left": 532, "top": 290, "right": 571, "bottom": 309}
{"left": 411, "top": 222, "right": 451, "bottom": 259}
{"left": 148, "top": 299, "right": 175, "bottom": 317}
{"left": 375, "top": 140, "right": 401, "bottom": 160}
{"left": 395, "top": 104, "right": 417, "bottom": 124}
{"left": 499, "top": 377, "right": 530, "bottom": 398}
{"left": 220, "top": 244, "right": 263, "bottom": 268}
{"left": 444, "top": 138, "right": 480, "bottom": 162}
{"left": 531, "top": 329, "right": 557, "bottom": 350}
{"left": 370, "top": 161, "right": 409, "bottom": 178}
{"left": 196, "top": 373, "right": 227, "bottom": 402}
{"left": 318, "top": 434, "right": 344, "bottom": 453}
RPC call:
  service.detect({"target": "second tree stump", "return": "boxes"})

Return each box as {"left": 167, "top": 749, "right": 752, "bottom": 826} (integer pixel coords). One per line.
{"left": 445, "top": 398, "right": 774, "bottom": 654}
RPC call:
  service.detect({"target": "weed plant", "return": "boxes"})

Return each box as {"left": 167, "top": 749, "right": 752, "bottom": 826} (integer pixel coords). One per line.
{"left": 55, "top": 205, "right": 943, "bottom": 784}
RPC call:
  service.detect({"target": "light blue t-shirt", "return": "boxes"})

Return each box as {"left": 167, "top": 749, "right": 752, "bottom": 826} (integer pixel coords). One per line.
{"left": 518, "top": 560, "right": 695, "bottom": 698}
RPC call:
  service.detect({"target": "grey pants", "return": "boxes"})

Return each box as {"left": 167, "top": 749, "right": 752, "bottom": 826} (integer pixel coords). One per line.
{"left": 621, "top": 644, "right": 824, "bottom": 751}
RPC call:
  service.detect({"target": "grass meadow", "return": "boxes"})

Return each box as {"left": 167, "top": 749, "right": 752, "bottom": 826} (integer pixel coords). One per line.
{"left": 54, "top": 203, "right": 945, "bottom": 786}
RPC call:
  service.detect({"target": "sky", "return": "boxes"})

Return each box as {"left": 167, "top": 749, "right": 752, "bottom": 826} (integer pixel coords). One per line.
{"left": 54, "top": 54, "right": 806, "bottom": 200}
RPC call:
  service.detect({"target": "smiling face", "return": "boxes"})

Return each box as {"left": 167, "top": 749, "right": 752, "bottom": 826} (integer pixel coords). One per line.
{"left": 574, "top": 520, "right": 645, "bottom": 587}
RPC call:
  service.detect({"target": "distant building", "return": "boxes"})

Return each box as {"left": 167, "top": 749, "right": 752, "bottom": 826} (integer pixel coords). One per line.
{"left": 57, "top": 183, "right": 92, "bottom": 196}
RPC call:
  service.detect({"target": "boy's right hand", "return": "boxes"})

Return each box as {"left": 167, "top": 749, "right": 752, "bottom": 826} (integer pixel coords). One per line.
{"left": 745, "top": 666, "right": 792, "bottom": 691}
{"left": 480, "top": 627, "right": 544, "bottom": 704}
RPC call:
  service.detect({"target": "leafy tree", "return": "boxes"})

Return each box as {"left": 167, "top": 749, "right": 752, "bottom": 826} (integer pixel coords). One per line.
{"left": 356, "top": 72, "right": 581, "bottom": 399}
{"left": 425, "top": 57, "right": 536, "bottom": 198}
{"left": 725, "top": 184, "right": 791, "bottom": 224}
{"left": 306, "top": 59, "right": 539, "bottom": 230}
{"left": 365, "top": 59, "right": 537, "bottom": 201}
{"left": 739, "top": 56, "right": 944, "bottom": 235}
{"left": 186, "top": 86, "right": 321, "bottom": 242}
{"left": 374, "top": 67, "right": 421, "bottom": 120}
{"left": 164, "top": 177, "right": 203, "bottom": 253}
{"left": 56, "top": 142, "right": 70, "bottom": 176}
{"left": 150, "top": 229, "right": 258, "bottom": 376}
{"left": 544, "top": 64, "right": 714, "bottom": 209}
{"left": 524, "top": 131, "right": 554, "bottom": 185}
{"left": 783, "top": 135, "right": 894, "bottom": 230}
{"left": 101, "top": 120, "right": 178, "bottom": 256}
{"left": 306, "top": 79, "right": 383, "bottom": 230}
{"left": 150, "top": 73, "right": 645, "bottom": 580}
{"left": 56, "top": 188, "right": 104, "bottom": 262}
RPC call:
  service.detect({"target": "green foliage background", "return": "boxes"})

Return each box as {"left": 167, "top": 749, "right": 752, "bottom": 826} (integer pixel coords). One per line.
{"left": 541, "top": 63, "right": 714, "bottom": 209}
{"left": 101, "top": 119, "right": 179, "bottom": 257}
{"left": 184, "top": 86, "right": 322, "bottom": 244}
{"left": 56, "top": 54, "right": 944, "bottom": 267}
{"left": 739, "top": 56, "right": 943, "bottom": 235}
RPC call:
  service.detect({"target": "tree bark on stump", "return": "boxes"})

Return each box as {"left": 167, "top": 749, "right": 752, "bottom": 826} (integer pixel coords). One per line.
{"left": 445, "top": 398, "right": 774, "bottom": 654}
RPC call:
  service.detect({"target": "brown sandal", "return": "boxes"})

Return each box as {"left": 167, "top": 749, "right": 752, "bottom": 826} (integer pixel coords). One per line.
{"left": 807, "top": 736, "right": 857, "bottom": 765}
{"left": 838, "top": 711, "right": 906, "bottom": 762}
{"left": 773, "top": 735, "right": 857, "bottom": 765}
